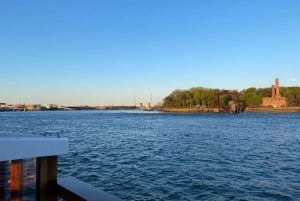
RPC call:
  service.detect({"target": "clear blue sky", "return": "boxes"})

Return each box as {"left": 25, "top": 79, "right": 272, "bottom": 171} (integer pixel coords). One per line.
{"left": 1, "top": 0, "right": 300, "bottom": 106}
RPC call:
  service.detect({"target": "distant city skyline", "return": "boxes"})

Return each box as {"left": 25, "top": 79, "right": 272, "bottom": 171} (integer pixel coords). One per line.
{"left": 1, "top": 1, "right": 300, "bottom": 105}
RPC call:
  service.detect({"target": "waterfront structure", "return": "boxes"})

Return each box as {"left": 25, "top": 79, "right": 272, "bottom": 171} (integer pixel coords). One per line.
{"left": 0, "top": 103, "right": 14, "bottom": 112}
{"left": 0, "top": 136, "right": 68, "bottom": 200}
{"left": 214, "top": 90, "right": 244, "bottom": 113}
{"left": 136, "top": 102, "right": 143, "bottom": 108}
{"left": 144, "top": 102, "right": 151, "bottom": 109}
{"left": 0, "top": 135, "right": 124, "bottom": 201}
{"left": 262, "top": 78, "right": 287, "bottom": 107}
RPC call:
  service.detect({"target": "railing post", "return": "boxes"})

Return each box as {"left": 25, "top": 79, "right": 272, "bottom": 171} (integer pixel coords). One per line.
{"left": 10, "top": 159, "right": 23, "bottom": 201}
{"left": 0, "top": 161, "right": 6, "bottom": 201}
{"left": 36, "top": 156, "right": 57, "bottom": 201}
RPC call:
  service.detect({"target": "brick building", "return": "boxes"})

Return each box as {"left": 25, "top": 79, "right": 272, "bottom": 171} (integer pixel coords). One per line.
{"left": 262, "top": 78, "right": 287, "bottom": 107}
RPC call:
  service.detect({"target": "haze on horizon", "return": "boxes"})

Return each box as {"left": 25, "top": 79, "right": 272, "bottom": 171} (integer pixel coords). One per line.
{"left": 1, "top": 1, "right": 300, "bottom": 106}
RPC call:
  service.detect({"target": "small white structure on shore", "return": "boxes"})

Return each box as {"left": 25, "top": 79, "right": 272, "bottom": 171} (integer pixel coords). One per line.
{"left": 144, "top": 102, "right": 151, "bottom": 109}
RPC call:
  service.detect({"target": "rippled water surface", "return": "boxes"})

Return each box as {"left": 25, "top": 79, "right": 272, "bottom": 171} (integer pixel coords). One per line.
{"left": 1, "top": 110, "right": 300, "bottom": 200}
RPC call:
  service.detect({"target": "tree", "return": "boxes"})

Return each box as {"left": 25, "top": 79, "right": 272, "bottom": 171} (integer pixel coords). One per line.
{"left": 163, "top": 87, "right": 217, "bottom": 108}
{"left": 240, "top": 88, "right": 263, "bottom": 107}
{"left": 163, "top": 86, "right": 300, "bottom": 108}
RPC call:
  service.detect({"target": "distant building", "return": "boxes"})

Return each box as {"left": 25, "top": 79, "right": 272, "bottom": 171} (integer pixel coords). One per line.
{"left": 144, "top": 102, "right": 151, "bottom": 109}
{"left": 136, "top": 102, "right": 143, "bottom": 108}
{"left": 24, "top": 104, "right": 41, "bottom": 111}
{"left": 262, "top": 78, "right": 287, "bottom": 107}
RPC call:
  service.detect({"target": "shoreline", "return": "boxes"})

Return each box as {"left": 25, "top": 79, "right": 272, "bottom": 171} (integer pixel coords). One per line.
{"left": 161, "top": 107, "right": 300, "bottom": 113}
{"left": 1, "top": 107, "right": 300, "bottom": 113}
{"left": 244, "top": 107, "right": 300, "bottom": 113}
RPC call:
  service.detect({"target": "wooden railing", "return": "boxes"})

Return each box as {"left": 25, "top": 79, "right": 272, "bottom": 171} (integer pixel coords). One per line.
{"left": 0, "top": 136, "right": 124, "bottom": 201}
{"left": 57, "top": 176, "right": 124, "bottom": 201}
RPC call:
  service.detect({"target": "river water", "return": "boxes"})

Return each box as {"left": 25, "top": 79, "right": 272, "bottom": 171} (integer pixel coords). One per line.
{"left": 0, "top": 110, "right": 300, "bottom": 200}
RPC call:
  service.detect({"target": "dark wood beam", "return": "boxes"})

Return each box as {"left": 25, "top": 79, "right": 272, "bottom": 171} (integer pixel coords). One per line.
{"left": 36, "top": 156, "right": 57, "bottom": 201}
{"left": 10, "top": 160, "right": 23, "bottom": 200}
{"left": 0, "top": 162, "right": 7, "bottom": 201}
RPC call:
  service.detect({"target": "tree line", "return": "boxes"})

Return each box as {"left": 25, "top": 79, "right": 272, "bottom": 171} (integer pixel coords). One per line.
{"left": 163, "top": 86, "right": 300, "bottom": 108}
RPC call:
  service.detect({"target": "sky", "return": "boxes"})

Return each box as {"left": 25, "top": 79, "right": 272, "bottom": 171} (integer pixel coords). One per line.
{"left": 1, "top": 0, "right": 300, "bottom": 106}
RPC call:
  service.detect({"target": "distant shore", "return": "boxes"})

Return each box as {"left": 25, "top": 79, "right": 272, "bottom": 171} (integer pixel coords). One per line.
{"left": 2, "top": 106, "right": 300, "bottom": 113}
{"left": 244, "top": 107, "right": 300, "bottom": 113}
{"left": 161, "top": 107, "right": 214, "bottom": 113}
{"left": 162, "top": 107, "right": 300, "bottom": 113}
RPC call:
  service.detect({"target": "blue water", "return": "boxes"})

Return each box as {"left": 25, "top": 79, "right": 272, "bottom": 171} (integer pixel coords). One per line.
{"left": 1, "top": 110, "right": 300, "bottom": 200}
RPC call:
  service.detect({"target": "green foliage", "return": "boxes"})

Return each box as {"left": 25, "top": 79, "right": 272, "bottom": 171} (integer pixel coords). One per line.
{"left": 163, "top": 87, "right": 215, "bottom": 108}
{"left": 219, "top": 95, "right": 232, "bottom": 106}
{"left": 239, "top": 88, "right": 263, "bottom": 108}
{"left": 163, "top": 86, "right": 300, "bottom": 108}
{"left": 280, "top": 87, "right": 300, "bottom": 106}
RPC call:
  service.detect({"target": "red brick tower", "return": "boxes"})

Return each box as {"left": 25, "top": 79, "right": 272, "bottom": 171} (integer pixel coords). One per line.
{"left": 272, "top": 85, "right": 276, "bottom": 98}
{"left": 275, "top": 78, "right": 280, "bottom": 97}
{"left": 262, "top": 78, "right": 287, "bottom": 107}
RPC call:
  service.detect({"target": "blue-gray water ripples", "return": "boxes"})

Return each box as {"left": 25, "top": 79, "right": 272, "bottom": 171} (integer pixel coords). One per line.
{"left": 1, "top": 111, "right": 300, "bottom": 200}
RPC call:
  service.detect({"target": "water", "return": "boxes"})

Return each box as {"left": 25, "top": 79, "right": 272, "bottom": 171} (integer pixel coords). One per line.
{"left": 1, "top": 110, "right": 300, "bottom": 200}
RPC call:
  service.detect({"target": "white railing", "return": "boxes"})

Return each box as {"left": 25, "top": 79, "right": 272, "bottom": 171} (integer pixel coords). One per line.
{"left": 0, "top": 135, "right": 124, "bottom": 201}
